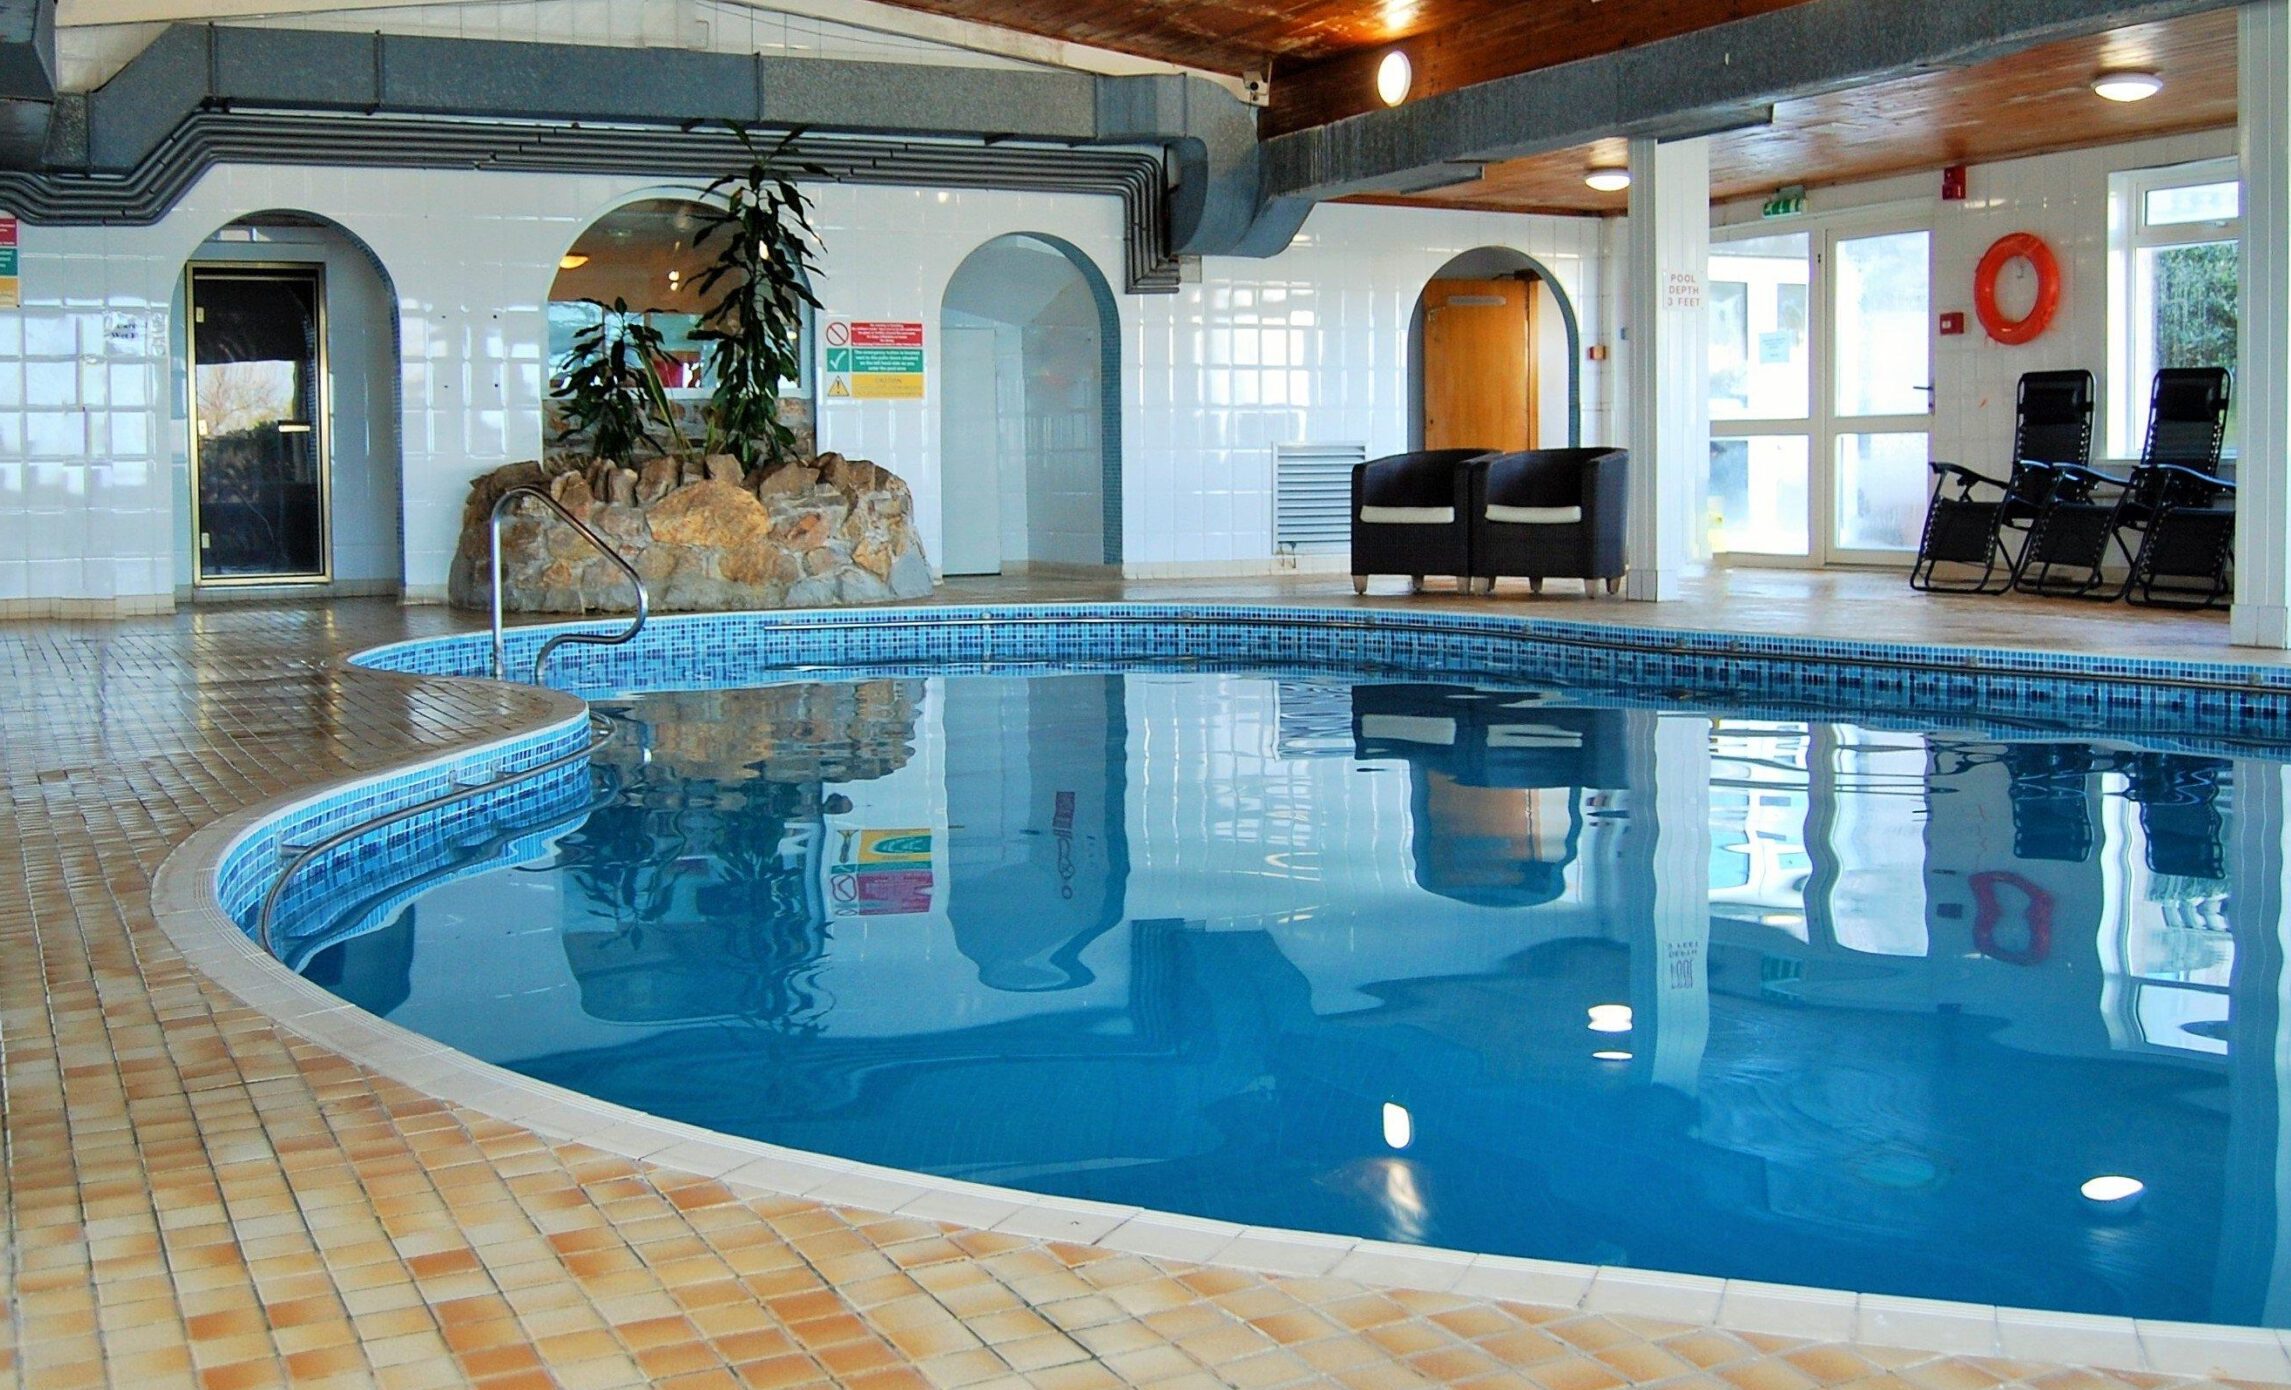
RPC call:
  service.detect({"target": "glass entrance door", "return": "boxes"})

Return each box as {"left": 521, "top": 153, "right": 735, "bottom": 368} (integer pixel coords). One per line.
{"left": 188, "top": 265, "right": 330, "bottom": 584}
{"left": 1825, "top": 228, "right": 1931, "bottom": 564}
{"left": 1708, "top": 232, "right": 1814, "bottom": 558}
{"left": 1708, "top": 221, "right": 1931, "bottom": 567}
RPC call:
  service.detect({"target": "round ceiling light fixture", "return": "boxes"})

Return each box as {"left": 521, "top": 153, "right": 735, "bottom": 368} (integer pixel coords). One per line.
{"left": 558, "top": 252, "right": 591, "bottom": 271}
{"left": 2091, "top": 70, "right": 2163, "bottom": 103}
{"left": 1584, "top": 165, "right": 1633, "bottom": 194}
{"left": 1376, "top": 50, "right": 1413, "bottom": 107}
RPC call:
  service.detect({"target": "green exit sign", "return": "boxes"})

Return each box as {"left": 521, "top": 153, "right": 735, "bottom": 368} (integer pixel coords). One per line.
{"left": 1762, "top": 186, "right": 1807, "bottom": 219}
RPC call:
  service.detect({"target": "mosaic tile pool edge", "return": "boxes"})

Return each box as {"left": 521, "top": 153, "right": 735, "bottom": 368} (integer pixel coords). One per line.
{"left": 355, "top": 603, "right": 2291, "bottom": 745}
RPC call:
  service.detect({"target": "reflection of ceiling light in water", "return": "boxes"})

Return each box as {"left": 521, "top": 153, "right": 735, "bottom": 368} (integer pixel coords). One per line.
{"left": 1381, "top": 1101, "right": 1413, "bottom": 1150}
{"left": 2081, "top": 1175, "right": 2146, "bottom": 1206}
{"left": 1376, "top": 50, "right": 1413, "bottom": 107}
{"left": 1592, "top": 1051, "right": 1632, "bottom": 1062}
{"left": 1587, "top": 1003, "right": 1633, "bottom": 1033}
{"left": 1370, "top": 1156, "right": 1428, "bottom": 1242}
{"left": 558, "top": 253, "right": 590, "bottom": 270}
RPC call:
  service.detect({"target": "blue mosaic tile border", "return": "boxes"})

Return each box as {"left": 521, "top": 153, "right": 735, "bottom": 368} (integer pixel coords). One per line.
{"left": 227, "top": 602, "right": 2291, "bottom": 954}
{"left": 214, "top": 713, "right": 594, "bottom": 943}
{"left": 353, "top": 604, "right": 2291, "bottom": 745}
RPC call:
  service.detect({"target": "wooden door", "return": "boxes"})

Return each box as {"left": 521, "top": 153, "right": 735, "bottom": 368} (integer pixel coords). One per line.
{"left": 1423, "top": 278, "right": 1531, "bottom": 453}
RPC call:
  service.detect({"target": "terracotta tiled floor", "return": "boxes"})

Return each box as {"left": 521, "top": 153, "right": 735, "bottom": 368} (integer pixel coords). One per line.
{"left": 1, "top": 574, "right": 2284, "bottom": 1390}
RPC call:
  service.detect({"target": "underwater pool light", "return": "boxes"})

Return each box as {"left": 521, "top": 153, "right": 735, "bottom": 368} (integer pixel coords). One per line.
{"left": 1591, "top": 1051, "right": 1632, "bottom": 1062}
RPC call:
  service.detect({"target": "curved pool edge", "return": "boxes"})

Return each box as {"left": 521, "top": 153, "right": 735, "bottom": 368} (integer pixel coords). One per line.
{"left": 150, "top": 602, "right": 2291, "bottom": 1383}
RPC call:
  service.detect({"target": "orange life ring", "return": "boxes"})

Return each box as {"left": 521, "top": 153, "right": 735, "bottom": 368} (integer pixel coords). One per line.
{"left": 1969, "top": 870, "right": 2052, "bottom": 965}
{"left": 1974, "top": 233, "right": 2061, "bottom": 346}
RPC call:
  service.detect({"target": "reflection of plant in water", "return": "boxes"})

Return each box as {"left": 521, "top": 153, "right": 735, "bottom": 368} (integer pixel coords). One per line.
{"left": 559, "top": 717, "right": 835, "bottom": 1039}
{"left": 557, "top": 782, "right": 685, "bottom": 941}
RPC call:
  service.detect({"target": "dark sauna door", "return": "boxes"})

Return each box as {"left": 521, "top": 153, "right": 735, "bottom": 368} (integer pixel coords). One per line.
{"left": 189, "top": 265, "right": 329, "bottom": 583}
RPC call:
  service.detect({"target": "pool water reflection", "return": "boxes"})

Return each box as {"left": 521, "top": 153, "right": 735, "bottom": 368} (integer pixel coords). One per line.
{"left": 297, "top": 672, "right": 2282, "bottom": 1326}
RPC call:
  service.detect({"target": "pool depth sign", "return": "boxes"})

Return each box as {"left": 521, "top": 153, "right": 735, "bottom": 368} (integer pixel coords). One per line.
{"left": 823, "top": 318, "right": 925, "bottom": 400}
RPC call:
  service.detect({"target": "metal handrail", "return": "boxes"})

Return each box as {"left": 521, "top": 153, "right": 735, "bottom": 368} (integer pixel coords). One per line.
{"left": 491, "top": 484, "right": 650, "bottom": 683}
{"left": 253, "top": 716, "right": 612, "bottom": 957}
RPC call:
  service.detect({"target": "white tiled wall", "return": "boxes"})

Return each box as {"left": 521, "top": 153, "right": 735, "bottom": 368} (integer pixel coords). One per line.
{"left": 1712, "top": 128, "right": 2239, "bottom": 481}
{"left": 0, "top": 161, "right": 1608, "bottom": 608}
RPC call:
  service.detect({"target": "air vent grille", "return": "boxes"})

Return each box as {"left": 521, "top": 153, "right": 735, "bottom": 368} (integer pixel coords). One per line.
{"left": 1274, "top": 441, "right": 1369, "bottom": 552}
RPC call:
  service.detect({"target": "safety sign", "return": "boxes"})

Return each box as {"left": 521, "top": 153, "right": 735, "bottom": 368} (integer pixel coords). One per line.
{"left": 823, "top": 319, "right": 925, "bottom": 400}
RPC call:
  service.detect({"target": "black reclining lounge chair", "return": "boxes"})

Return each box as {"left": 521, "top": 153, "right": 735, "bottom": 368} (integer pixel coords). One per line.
{"left": 1350, "top": 449, "right": 1487, "bottom": 594}
{"left": 2017, "top": 367, "right": 2230, "bottom": 600}
{"left": 1910, "top": 370, "right": 2093, "bottom": 594}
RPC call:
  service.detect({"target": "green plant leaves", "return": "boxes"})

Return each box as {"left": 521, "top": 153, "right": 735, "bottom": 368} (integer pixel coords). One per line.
{"left": 552, "top": 296, "right": 687, "bottom": 469}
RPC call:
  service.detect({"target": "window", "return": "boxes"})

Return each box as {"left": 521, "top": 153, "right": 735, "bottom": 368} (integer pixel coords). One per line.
{"left": 548, "top": 198, "right": 815, "bottom": 404}
{"left": 2112, "top": 160, "right": 2240, "bottom": 459}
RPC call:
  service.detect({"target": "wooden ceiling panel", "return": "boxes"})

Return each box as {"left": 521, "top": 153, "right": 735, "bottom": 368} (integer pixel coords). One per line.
{"left": 853, "top": 0, "right": 1815, "bottom": 106}
{"left": 1356, "top": 10, "right": 2238, "bottom": 216}
{"left": 1261, "top": 0, "right": 1814, "bottom": 135}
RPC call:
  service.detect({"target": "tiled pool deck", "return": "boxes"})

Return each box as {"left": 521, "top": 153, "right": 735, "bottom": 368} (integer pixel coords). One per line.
{"left": 7, "top": 570, "right": 2291, "bottom": 1390}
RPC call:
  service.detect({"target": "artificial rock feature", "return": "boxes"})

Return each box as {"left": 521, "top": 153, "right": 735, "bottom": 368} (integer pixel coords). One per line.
{"left": 446, "top": 452, "right": 935, "bottom": 613}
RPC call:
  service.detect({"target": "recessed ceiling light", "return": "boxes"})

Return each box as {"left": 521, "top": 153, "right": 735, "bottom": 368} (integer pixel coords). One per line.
{"left": 2091, "top": 70, "right": 2162, "bottom": 102}
{"left": 1584, "top": 166, "right": 1632, "bottom": 194}
{"left": 1376, "top": 50, "right": 1413, "bottom": 106}
{"left": 558, "top": 253, "right": 591, "bottom": 270}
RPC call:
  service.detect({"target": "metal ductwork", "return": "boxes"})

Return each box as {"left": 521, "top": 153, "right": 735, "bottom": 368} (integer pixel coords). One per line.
{"left": 5, "top": 22, "right": 1296, "bottom": 283}
{"left": 0, "top": 0, "right": 53, "bottom": 170}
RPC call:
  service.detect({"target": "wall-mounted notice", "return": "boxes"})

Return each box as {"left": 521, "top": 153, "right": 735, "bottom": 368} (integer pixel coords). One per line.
{"left": 0, "top": 215, "right": 21, "bottom": 310}
{"left": 823, "top": 319, "right": 925, "bottom": 400}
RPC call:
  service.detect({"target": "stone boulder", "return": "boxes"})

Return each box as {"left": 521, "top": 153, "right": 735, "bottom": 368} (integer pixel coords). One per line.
{"left": 445, "top": 453, "right": 935, "bottom": 614}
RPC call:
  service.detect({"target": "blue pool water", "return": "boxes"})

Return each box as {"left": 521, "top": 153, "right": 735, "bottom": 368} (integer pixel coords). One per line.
{"left": 290, "top": 665, "right": 2279, "bottom": 1326}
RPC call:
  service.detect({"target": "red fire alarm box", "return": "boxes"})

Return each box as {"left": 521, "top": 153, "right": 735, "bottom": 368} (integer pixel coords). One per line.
{"left": 1942, "top": 165, "right": 1968, "bottom": 201}
{"left": 1939, "top": 311, "right": 1967, "bottom": 336}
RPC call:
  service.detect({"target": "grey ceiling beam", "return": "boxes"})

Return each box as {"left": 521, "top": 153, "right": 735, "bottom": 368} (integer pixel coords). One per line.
{"left": 34, "top": 22, "right": 1290, "bottom": 261}
{"left": 72, "top": 24, "right": 1104, "bottom": 174}
{"left": 1261, "top": 0, "right": 2257, "bottom": 204}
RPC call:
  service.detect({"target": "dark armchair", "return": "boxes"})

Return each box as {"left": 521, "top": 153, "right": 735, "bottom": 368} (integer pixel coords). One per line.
{"left": 1468, "top": 448, "right": 1630, "bottom": 594}
{"left": 1350, "top": 448, "right": 1487, "bottom": 594}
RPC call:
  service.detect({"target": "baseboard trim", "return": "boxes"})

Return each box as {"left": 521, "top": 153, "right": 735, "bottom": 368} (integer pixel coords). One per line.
{"left": 0, "top": 595, "right": 177, "bottom": 620}
{"left": 1122, "top": 554, "right": 1352, "bottom": 579}
{"left": 178, "top": 579, "right": 401, "bottom": 605}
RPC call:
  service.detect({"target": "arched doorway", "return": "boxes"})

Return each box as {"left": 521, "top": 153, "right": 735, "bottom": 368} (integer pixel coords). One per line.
{"left": 938, "top": 233, "right": 1120, "bottom": 575}
{"left": 173, "top": 210, "right": 402, "bottom": 595}
{"left": 546, "top": 196, "right": 817, "bottom": 465}
{"left": 1408, "top": 247, "right": 1583, "bottom": 453}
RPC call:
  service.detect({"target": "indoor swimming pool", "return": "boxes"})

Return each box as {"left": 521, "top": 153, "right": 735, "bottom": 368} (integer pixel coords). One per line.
{"left": 230, "top": 608, "right": 2291, "bottom": 1330}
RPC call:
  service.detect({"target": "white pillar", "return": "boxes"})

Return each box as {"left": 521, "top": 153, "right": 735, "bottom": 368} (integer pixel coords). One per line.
{"left": 2237, "top": 2, "right": 2291, "bottom": 648}
{"left": 1623, "top": 136, "right": 1711, "bottom": 602}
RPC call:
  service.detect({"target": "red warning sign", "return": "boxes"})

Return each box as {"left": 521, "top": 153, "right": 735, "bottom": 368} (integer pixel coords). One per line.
{"left": 846, "top": 321, "right": 923, "bottom": 348}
